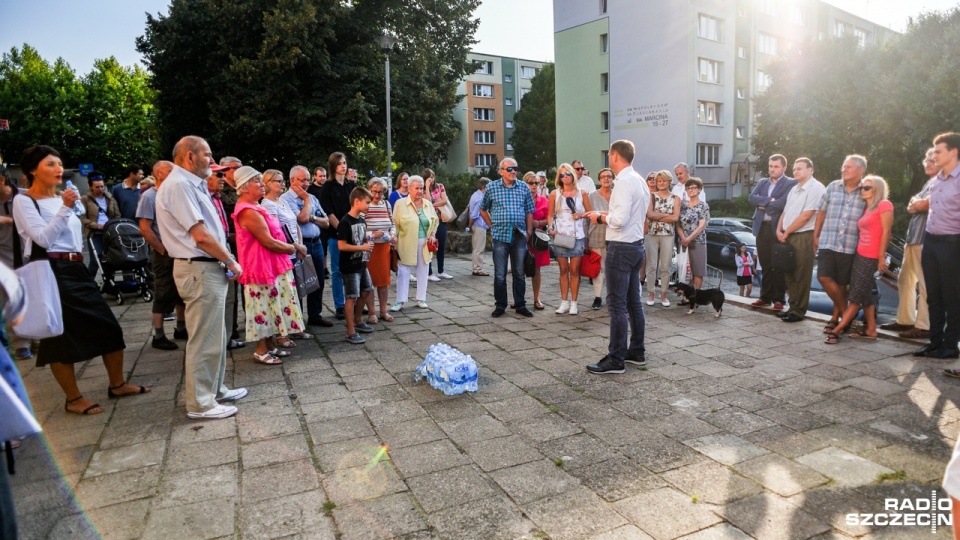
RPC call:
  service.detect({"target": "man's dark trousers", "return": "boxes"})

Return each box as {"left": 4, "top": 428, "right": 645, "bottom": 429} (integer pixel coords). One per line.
{"left": 757, "top": 222, "right": 786, "bottom": 303}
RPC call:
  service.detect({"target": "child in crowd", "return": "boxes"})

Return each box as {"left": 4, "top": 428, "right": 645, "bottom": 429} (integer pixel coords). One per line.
{"left": 338, "top": 187, "right": 376, "bottom": 344}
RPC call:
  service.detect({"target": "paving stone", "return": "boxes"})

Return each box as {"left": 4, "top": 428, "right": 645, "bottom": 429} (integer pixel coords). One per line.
{"left": 47, "top": 512, "right": 103, "bottom": 540}
{"left": 482, "top": 394, "right": 550, "bottom": 422}
{"left": 732, "top": 453, "right": 828, "bottom": 496}
{"left": 614, "top": 486, "right": 723, "bottom": 540}
{"left": 156, "top": 463, "right": 237, "bottom": 508}
{"left": 566, "top": 457, "right": 666, "bottom": 502}
{"left": 239, "top": 489, "right": 337, "bottom": 538}
{"left": 527, "top": 384, "right": 589, "bottom": 404}
{"left": 785, "top": 486, "right": 880, "bottom": 538}
{"left": 581, "top": 417, "right": 652, "bottom": 446}
{"left": 351, "top": 384, "right": 411, "bottom": 407}
{"left": 718, "top": 492, "right": 831, "bottom": 540}
{"left": 662, "top": 460, "right": 764, "bottom": 505}
{"left": 240, "top": 433, "right": 311, "bottom": 470}
{"left": 623, "top": 432, "right": 706, "bottom": 473}
{"left": 85, "top": 499, "right": 150, "bottom": 540}
{"left": 85, "top": 440, "right": 166, "bottom": 478}
{"left": 807, "top": 424, "right": 892, "bottom": 454}
{"left": 677, "top": 522, "right": 753, "bottom": 539}
{"left": 523, "top": 487, "right": 628, "bottom": 540}
{"left": 170, "top": 417, "right": 236, "bottom": 445}
{"left": 589, "top": 525, "right": 654, "bottom": 540}
{"left": 761, "top": 385, "right": 827, "bottom": 407}
{"left": 645, "top": 413, "right": 722, "bottom": 441}
{"left": 234, "top": 394, "right": 296, "bottom": 418}
{"left": 438, "top": 414, "right": 512, "bottom": 444}
{"left": 462, "top": 434, "right": 544, "bottom": 472}
{"left": 683, "top": 433, "right": 769, "bottom": 465}
{"left": 714, "top": 389, "right": 781, "bottom": 412}
{"left": 407, "top": 464, "right": 498, "bottom": 513}
{"left": 508, "top": 413, "right": 582, "bottom": 443}
{"left": 315, "top": 436, "right": 385, "bottom": 472}
{"left": 699, "top": 406, "right": 777, "bottom": 435}
{"left": 427, "top": 496, "right": 538, "bottom": 540}
{"left": 755, "top": 406, "right": 833, "bottom": 432}
{"left": 488, "top": 459, "right": 580, "bottom": 504}
{"left": 538, "top": 433, "right": 619, "bottom": 470}
{"left": 742, "top": 427, "right": 829, "bottom": 459}
{"left": 240, "top": 458, "right": 319, "bottom": 504}
{"left": 334, "top": 492, "right": 430, "bottom": 539}
{"left": 97, "top": 420, "right": 172, "bottom": 451}
{"left": 390, "top": 439, "right": 471, "bottom": 478}
{"left": 861, "top": 444, "right": 950, "bottom": 482}
{"left": 374, "top": 416, "right": 447, "bottom": 449}
{"left": 74, "top": 465, "right": 161, "bottom": 510}
{"left": 238, "top": 412, "right": 304, "bottom": 443}
{"left": 421, "top": 397, "right": 489, "bottom": 421}
{"left": 843, "top": 375, "right": 907, "bottom": 397}
{"left": 796, "top": 447, "right": 894, "bottom": 486}
{"left": 610, "top": 396, "right": 677, "bottom": 419}
{"left": 301, "top": 397, "right": 363, "bottom": 423}
{"left": 804, "top": 398, "right": 878, "bottom": 425}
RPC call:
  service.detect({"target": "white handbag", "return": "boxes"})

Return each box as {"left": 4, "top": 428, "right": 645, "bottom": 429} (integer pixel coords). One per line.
{"left": 14, "top": 258, "right": 64, "bottom": 340}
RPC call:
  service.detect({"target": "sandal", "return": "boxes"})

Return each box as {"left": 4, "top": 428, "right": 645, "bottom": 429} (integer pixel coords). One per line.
{"left": 107, "top": 384, "right": 151, "bottom": 399}
{"left": 253, "top": 351, "right": 282, "bottom": 365}
{"left": 534, "top": 300, "right": 545, "bottom": 310}
{"left": 268, "top": 348, "right": 292, "bottom": 358}
{"left": 849, "top": 331, "right": 877, "bottom": 340}
{"left": 379, "top": 313, "right": 394, "bottom": 322}
{"left": 824, "top": 333, "right": 841, "bottom": 345}
{"left": 290, "top": 332, "right": 314, "bottom": 340}
{"left": 366, "top": 316, "right": 379, "bottom": 325}
{"left": 276, "top": 337, "right": 297, "bottom": 348}
{"left": 65, "top": 395, "right": 103, "bottom": 415}
{"left": 822, "top": 320, "right": 839, "bottom": 334}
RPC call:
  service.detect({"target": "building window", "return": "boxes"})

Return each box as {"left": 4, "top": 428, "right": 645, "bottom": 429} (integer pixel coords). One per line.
{"left": 473, "top": 108, "right": 494, "bottom": 121}
{"left": 737, "top": 46, "right": 746, "bottom": 59}
{"left": 736, "top": 126, "right": 745, "bottom": 139}
{"left": 505, "top": 97, "right": 513, "bottom": 106}
{"left": 757, "top": 70, "right": 772, "bottom": 92}
{"left": 504, "top": 74, "right": 513, "bottom": 83}
{"left": 835, "top": 21, "right": 850, "bottom": 38}
{"left": 600, "top": 33, "right": 608, "bottom": 53}
{"left": 759, "top": 0, "right": 777, "bottom": 16}
{"left": 696, "top": 101, "right": 722, "bottom": 126}
{"left": 698, "top": 58, "right": 721, "bottom": 84}
{"left": 601, "top": 150, "right": 609, "bottom": 168}
{"left": 737, "top": 87, "right": 746, "bottom": 99}
{"left": 475, "top": 61, "right": 493, "bottom": 75}
{"left": 853, "top": 27, "right": 868, "bottom": 47}
{"left": 475, "top": 154, "right": 497, "bottom": 167}
{"left": 474, "top": 131, "right": 496, "bottom": 145}
{"left": 698, "top": 14, "right": 720, "bottom": 41}
{"left": 758, "top": 33, "right": 778, "bottom": 56}
{"left": 789, "top": 6, "right": 806, "bottom": 26}
{"left": 506, "top": 143, "right": 514, "bottom": 151}
{"left": 600, "top": 73, "right": 609, "bottom": 94}
{"left": 505, "top": 121, "right": 514, "bottom": 128}
{"left": 599, "top": 0, "right": 607, "bottom": 15}
{"left": 473, "top": 84, "right": 493, "bottom": 98}
{"left": 601, "top": 112, "right": 609, "bottom": 131}
{"left": 521, "top": 66, "right": 537, "bottom": 79}
{"left": 696, "top": 144, "right": 721, "bottom": 166}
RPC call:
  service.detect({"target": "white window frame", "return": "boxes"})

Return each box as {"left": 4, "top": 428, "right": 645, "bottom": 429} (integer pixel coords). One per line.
{"left": 506, "top": 143, "right": 514, "bottom": 151}
{"left": 504, "top": 97, "right": 513, "bottom": 106}
{"left": 853, "top": 27, "right": 868, "bottom": 47}
{"left": 473, "top": 108, "right": 494, "bottom": 121}
{"left": 520, "top": 66, "right": 537, "bottom": 79}
{"left": 475, "top": 61, "right": 493, "bottom": 75}
{"left": 505, "top": 121, "right": 514, "bottom": 129}
{"left": 600, "top": 73, "right": 609, "bottom": 94}
{"left": 736, "top": 126, "right": 745, "bottom": 139}
{"left": 698, "top": 58, "right": 721, "bottom": 84}
{"left": 738, "top": 46, "right": 747, "bottom": 59}
{"left": 760, "top": 0, "right": 777, "bottom": 16}
{"left": 696, "top": 101, "right": 722, "bottom": 126}
{"left": 600, "top": 33, "right": 609, "bottom": 53}
{"left": 757, "top": 70, "right": 772, "bottom": 92}
{"left": 696, "top": 144, "right": 721, "bottom": 167}
{"left": 474, "top": 131, "right": 496, "bottom": 145}
{"left": 473, "top": 84, "right": 493, "bottom": 98}
{"left": 698, "top": 14, "right": 720, "bottom": 41}
{"left": 737, "top": 87, "right": 746, "bottom": 99}
{"left": 758, "top": 33, "right": 778, "bottom": 56}
{"left": 601, "top": 150, "right": 609, "bottom": 168}
{"left": 475, "top": 154, "right": 497, "bottom": 167}
{"left": 504, "top": 74, "right": 512, "bottom": 83}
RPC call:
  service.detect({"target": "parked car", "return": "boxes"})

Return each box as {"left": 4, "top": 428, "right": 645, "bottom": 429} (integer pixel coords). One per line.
{"left": 708, "top": 217, "right": 752, "bottom": 232}
{"left": 807, "top": 263, "right": 879, "bottom": 320}
{"left": 705, "top": 227, "right": 757, "bottom": 267}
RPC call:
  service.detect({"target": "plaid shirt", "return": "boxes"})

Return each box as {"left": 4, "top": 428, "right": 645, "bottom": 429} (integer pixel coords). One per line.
{"left": 817, "top": 180, "right": 865, "bottom": 254}
{"left": 480, "top": 178, "right": 534, "bottom": 243}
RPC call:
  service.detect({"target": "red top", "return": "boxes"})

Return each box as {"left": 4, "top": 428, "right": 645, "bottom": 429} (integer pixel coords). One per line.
{"left": 232, "top": 201, "right": 293, "bottom": 285}
{"left": 856, "top": 199, "right": 893, "bottom": 259}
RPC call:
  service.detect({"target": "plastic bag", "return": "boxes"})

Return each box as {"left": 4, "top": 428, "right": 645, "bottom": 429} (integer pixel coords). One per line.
{"left": 413, "top": 343, "right": 478, "bottom": 395}
{"left": 14, "top": 259, "right": 63, "bottom": 340}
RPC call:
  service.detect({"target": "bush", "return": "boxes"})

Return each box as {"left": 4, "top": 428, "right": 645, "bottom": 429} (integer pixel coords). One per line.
{"left": 434, "top": 168, "right": 490, "bottom": 229}
{"left": 706, "top": 195, "right": 753, "bottom": 218}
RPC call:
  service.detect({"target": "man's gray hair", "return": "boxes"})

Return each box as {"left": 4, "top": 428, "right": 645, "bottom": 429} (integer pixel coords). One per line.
{"left": 289, "top": 165, "right": 310, "bottom": 179}
{"left": 845, "top": 154, "right": 868, "bottom": 171}
{"left": 498, "top": 157, "right": 517, "bottom": 169}
{"left": 674, "top": 162, "right": 690, "bottom": 172}
{"left": 219, "top": 156, "right": 241, "bottom": 166}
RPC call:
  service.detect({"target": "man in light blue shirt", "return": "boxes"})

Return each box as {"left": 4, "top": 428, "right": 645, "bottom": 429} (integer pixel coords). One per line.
{"left": 282, "top": 165, "right": 332, "bottom": 327}
{"left": 468, "top": 177, "right": 490, "bottom": 276}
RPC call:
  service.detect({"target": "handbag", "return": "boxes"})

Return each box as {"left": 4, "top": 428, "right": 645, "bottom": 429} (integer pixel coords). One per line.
{"left": 14, "top": 196, "right": 64, "bottom": 340}
{"left": 550, "top": 191, "right": 577, "bottom": 250}
{"left": 456, "top": 206, "right": 470, "bottom": 229}
{"left": 532, "top": 230, "right": 550, "bottom": 252}
{"left": 523, "top": 249, "right": 536, "bottom": 278}
{"left": 434, "top": 184, "right": 457, "bottom": 222}
{"left": 580, "top": 249, "right": 602, "bottom": 279}
{"left": 284, "top": 225, "right": 321, "bottom": 298}
{"left": 770, "top": 242, "right": 796, "bottom": 273}
{"left": 427, "top": 237, "right": 439, "bottom": 252}
{"left": 390, "top": 246, "right": 400, "bottom": 273}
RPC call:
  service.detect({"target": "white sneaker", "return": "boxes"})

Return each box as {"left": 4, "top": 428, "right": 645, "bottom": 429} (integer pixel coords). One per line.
{"left": 410, "top": 276, "right": 417, "bottom": 282}
{"left": 555, "top": 300, "right": 570, "bottom": 314}
{"left": 417, "top": 300, "right": 429, "bottom": 308}
{"left": 390, "top": 301, "right": 404, "bottom": 312}
{"left": 428, "top": 275, "right": 441, "bottom": 282}
{"left": 187, "top": 404, "right": 238, "bottom": 420}
{"left": 219, "top": 388, "right": 248, "bottom": 402}
{"left": 438, "top": 272, "right": 454, "bottom": 279}
{"left": 569, "top": 302, "right": 579, "bottom": 315}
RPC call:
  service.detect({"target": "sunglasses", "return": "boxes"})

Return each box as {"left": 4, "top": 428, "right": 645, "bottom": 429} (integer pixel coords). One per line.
{"left": 860, "top": 185, "right": 873, "bottom": 191}
{"left": 215, "top": 172, "right": 225, "bottom": 179}
{"left": 502, "top": 166, "right": 520, "bottom": 173}
{"left": 525, "top": 181, "right": 539, "bottom": 185}
{"left": 573, "top": 167, "right": 584, "bottom": 171}
{"left": 560, "top": 172, "right": 574, "bottom": 178}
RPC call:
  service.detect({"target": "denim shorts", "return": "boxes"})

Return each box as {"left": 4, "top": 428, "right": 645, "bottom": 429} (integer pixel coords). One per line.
{"left": 343, "top": 269, "right": 374, "bottom": 299}
{"left": 553, "top": 237, "right": 585, "bottom": 259}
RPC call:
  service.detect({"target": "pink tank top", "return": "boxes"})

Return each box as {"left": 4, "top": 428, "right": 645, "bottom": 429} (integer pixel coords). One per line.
{"left": 232, "top": 201, "right": 293, "bottom": 285}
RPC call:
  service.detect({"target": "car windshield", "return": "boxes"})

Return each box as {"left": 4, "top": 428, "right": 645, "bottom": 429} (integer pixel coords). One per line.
{"left": 731, "top": 231, "right": 755, "bottom": 244}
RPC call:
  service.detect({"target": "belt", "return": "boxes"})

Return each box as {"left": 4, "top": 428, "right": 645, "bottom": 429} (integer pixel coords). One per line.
{"left": 302, "top": 236, "right": 321, "bottom": 243}
{"left": 606, "top": 239, "right": 644, "bottom": 246}
{"left": 175, "top": 256, "right": 219, "bottom": 263}
{"left": 48, "top": 252, "right": 84, "bottom": 262}
{"left": 927, "top": 233, "right": 960, "bottom": 242}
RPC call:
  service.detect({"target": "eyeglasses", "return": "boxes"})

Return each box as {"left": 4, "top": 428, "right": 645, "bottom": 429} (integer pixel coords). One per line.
{"left": 573, "top": 167, "right": 584, "bottom": 171}
{"left": 599, "top": 175, "right": 614, "bottom": 180}
{"left": 269, "top": 179, "right": 286, "bottom": 184}
{"left": 924, "top": 159, "right": 936, "bottom": 165}
{"left": 502, "top": 166, "right": 520, "bottom": 173}
{"left": 370, "top": 190, "right": 383, "bottom": 195}
{"left": 860, "top": 185, "right": 873, "bottom": 191}
{"left": 215, "top": 172, "right": 225, "bottom": 179}
{"left": 560, "top": 172, "right": 574, "bottom": 178}
{"left": 525, "top": 181, "right": 539, "bottom": 185}
{"left": 685, "top": 186, "right": 700, "bottom": 191}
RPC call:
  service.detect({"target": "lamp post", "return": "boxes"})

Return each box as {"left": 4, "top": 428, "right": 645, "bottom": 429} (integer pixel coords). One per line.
{"left": 377, "top": 33, "right": 398, "bottom": 181}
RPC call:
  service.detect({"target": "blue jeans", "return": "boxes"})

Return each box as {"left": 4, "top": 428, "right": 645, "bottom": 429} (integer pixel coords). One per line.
{"left": 492, "top": 232, "right": 527, "bottom": 310}
{"left": 327, "top": 238, "right": 344, "bottom": 309}
{"left": 605, "top": 241, "right": 646, "bottom": 362}
{"left": 304, "top": 240, "right": 326, "bottom": 319}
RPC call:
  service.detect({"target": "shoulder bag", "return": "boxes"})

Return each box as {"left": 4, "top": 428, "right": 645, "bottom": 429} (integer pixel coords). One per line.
{"left": 284, "top": 225, "right": 321, "bottom": 298}
{"left": 579, "top": 249, "right": 602, "bottom": 279}
{"left": 14, "top": 196, "right": 64, "bottom": 340}
{"left": 550, "top": 192, "right": 576, "bottom": 249}
{"left": 435, "top": 184, "right": 457, "bottom": 223}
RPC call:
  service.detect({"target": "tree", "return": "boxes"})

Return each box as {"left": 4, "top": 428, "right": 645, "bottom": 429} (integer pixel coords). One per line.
{"left": 511, "top": 63, "right": 556, "bottom": 173}
{"left": 137, "top": 0, "right": 480, "bottom": 171}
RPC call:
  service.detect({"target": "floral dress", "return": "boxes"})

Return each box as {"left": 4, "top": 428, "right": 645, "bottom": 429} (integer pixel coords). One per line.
{"left": 679, "top": 200, "right": 710, "bottom": 244}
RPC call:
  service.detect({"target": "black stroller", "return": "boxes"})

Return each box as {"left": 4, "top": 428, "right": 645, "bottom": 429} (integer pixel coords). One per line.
{"left": 90, "top": 218, "right": 153, "bottom": 305}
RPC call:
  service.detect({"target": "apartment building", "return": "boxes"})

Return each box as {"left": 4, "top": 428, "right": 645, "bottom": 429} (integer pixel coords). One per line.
{"left": 554, "top": 0, "right": 895, "bottom": 200}
{"left": 445, "top": 53, "right": 547, "bottom": 174}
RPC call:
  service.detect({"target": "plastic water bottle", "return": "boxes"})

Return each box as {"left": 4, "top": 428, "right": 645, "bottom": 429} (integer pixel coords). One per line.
{"left": 362, "top": 232, "right": 373, "bottom": 262}
{"left": 64, "top": 180, "right": 86, "bottom": 217}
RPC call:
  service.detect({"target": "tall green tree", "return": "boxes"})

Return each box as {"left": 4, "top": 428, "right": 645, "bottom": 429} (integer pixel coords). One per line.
{"left": 511, "top": 63, "right": 556, "bottom": 173}
{"left": 137, "top": 0, "right": 479, "bottom": 171}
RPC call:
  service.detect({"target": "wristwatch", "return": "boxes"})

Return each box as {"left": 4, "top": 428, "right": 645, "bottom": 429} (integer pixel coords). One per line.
{"left": 598, "top": 214, "right": 604, "bottom": 224}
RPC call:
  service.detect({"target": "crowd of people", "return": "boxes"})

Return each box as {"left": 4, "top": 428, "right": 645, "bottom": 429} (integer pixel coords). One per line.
{"left": 2, "top": 130, "right": 959, "bottom": 424}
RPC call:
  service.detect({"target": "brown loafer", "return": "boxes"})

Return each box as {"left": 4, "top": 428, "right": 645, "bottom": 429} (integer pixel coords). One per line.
{"left": 880, "top": 322, "right": 913, "bottom": 331}
{"left": 899, "top": 328, "right": 930, "bottom": 339}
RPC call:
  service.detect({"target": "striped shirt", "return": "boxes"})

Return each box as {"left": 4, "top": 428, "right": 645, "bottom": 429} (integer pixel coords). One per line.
{"left": 364, "top": 201, "right": 395, "bottom": 240}
{"left": 480, "top": 178, "right": 535, "bottom": 243}
{"left": 817, "top": 180, "right": 865, "bottom": 255}
{"left": 261, "top": 197, "right": 300, "bottom": 244}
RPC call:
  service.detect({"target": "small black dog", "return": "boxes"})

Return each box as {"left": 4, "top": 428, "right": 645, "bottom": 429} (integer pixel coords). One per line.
{"left": 670, "top": 283, "right": 724, "bottom": 317}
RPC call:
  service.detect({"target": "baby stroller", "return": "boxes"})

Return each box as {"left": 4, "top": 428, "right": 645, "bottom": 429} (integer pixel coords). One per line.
{"left": 90, "top": 217, "right": 153, "bottom": 305}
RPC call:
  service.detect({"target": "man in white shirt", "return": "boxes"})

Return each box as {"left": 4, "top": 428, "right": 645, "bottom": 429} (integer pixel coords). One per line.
{"left": 776, "top": 158, "right": 825, "bottom": 322}
{"left": 672, "top": 162, "right": 692, "bottom": 203}
{"left": 468, "top": 177, "right": 490, "bottom": 276}
{"left": 585, "top": 140, "right": 650, "bottom": 374}
{"left": 156, "top": 135, "right": 246, "bottom": 420}
{"left": 572, "top": 160, "right": 597, "bottom": 194}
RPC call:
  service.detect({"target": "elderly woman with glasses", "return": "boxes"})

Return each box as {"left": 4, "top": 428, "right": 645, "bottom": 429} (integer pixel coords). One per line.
{"left": 548, "top": 162, "right": 593, "bottom": 315}
{"left": 391, "top": 175, "right": 438, "bottom": 312}
{"left": 826, "top": 175, "right": 893, "bottom": 344}
{"left": 232, "top": 166, "right": 306, "bottom": 364}
{"left": 678, "top": 177, "right": 710, "bottom": 291}
{"left": 363, "top": 177, "right": 398, "bottom": 322}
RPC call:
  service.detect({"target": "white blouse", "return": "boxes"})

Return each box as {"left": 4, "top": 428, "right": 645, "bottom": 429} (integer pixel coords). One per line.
{"left": 13, "top": 195, "right": 84, "bottom": 260}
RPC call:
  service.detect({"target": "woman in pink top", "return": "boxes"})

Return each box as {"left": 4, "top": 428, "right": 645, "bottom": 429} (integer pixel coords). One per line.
{"left": 232, "top": 167, "right": 306, "bottom": 364}
{"left": 826, "top": 175, "right": 893, "bottom": 343}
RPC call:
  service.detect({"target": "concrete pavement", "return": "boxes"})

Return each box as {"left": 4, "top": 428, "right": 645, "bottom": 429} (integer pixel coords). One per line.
{"left": 10, "top": 253, "right": 959, "bottom": 539}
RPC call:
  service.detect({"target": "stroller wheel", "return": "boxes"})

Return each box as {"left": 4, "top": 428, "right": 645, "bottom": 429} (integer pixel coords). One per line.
{"left": 143, "top": 290, "right": 153, "bottom": 302}
{"left": 115, "top": 292, "right": 124, "bottom": 305}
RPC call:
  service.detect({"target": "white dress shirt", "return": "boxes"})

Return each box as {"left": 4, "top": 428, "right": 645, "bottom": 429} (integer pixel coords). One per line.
{"left": 156, "top": 165, "right": 227, "bottom": 259}
{"left": 606, "top": 165, "right": 649, "bottom": 243}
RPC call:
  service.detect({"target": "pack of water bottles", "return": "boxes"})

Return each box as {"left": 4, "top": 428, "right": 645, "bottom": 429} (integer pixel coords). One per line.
{"left": 413, "top": 343, "right": 479, "bottom": 396}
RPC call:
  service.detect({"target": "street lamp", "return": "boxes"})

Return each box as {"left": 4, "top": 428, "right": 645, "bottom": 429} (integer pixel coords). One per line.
{"left": 378, "top": 33, "right": 398, "bottom": 181}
